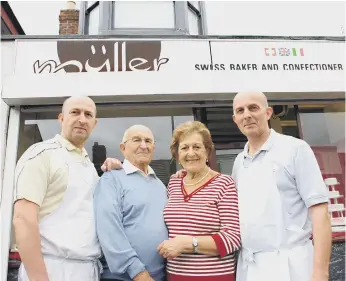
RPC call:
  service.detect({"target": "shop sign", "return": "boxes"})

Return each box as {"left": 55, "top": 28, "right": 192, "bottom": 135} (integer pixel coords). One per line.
{"left": 194, "top": 42, "right": 345, "bottom": 73}
{"left": 33, "top": 41, "right": 170, "bottom": 74}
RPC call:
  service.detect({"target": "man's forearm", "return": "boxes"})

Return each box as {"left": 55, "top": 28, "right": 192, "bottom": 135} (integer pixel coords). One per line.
{"left": 14, "top": 217, "right": 48, "bottom": 281}
{"left": 311, "top": 203, "right": 332, "bottom": 279}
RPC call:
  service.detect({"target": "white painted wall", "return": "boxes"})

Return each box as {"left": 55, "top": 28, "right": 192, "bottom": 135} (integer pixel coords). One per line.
{"left": 205, "top": 1, "right": 345, "bottom": 36}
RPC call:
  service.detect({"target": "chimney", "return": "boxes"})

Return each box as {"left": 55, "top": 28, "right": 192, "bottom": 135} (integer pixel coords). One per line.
{"left": 59, "top": 1, "right": 79, "bottom": 35}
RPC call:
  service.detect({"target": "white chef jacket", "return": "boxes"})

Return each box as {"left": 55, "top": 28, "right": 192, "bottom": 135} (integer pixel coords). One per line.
{"left": 232, "top": 129, "right": 329, "bottom": 248}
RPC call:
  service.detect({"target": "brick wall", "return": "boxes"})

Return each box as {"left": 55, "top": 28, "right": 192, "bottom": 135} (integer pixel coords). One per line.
{"left": 59, "top": 9, "right": 79, "bottom": 35}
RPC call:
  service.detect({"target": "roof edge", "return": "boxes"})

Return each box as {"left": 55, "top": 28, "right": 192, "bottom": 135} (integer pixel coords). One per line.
{"left": 1, "top": 34, "right": 345, "bottom": 41}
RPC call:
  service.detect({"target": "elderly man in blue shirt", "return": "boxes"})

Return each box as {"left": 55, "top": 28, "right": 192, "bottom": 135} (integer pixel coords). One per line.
{"left": 94, "top": 125, "right": 168, "bottom": 281}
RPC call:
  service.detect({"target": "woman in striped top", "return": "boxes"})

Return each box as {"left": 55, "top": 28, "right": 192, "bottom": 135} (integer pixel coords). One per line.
{"left": 157, "top": 121, "right": 241, "bottom": 281}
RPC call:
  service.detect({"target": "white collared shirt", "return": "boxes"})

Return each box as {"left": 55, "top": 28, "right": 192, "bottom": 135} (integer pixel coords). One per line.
{"left": 122, "top": 159, "right": 156, "bottom": 178}
{"left": 14, "top": 134, "right": 96, "bottom": 221}
{"left": 232, "top": 129, "right": 328, "bottom": 246}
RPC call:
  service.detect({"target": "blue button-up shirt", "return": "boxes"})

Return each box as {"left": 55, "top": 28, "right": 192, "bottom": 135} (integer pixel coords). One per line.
{"left": 94, "top": 160, "right": 168, "bottom": 281}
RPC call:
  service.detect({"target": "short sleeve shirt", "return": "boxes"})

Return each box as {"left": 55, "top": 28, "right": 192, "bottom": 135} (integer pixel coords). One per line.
{"left": 14, "top": 134, "right": 97, "bottom": 221}
{"left": 232, "top": 129, "right": 329, "bottom": 245}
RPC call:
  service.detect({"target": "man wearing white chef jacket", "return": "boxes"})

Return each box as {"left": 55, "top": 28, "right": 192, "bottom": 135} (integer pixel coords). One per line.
{"left": 231, "top": 92, "right": 332, "bottom": 281}
{"left": 13, "top": 96, "right": 120, "bottom": 281}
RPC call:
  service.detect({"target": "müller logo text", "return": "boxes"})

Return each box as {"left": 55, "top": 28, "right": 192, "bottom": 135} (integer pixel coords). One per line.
{"left": 33, "top": 41, "right": 169, "bottom": 74}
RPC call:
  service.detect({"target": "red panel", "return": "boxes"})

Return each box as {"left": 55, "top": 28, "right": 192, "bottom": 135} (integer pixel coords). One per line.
{"left": 312, "top": 147, "right": 345, "bottom": 219}
{"left": 1, "top": 6, "right": 19, "bottom": 35}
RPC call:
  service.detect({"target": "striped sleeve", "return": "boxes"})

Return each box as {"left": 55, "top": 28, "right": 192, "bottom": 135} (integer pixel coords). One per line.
{"left": 211, "top": 176, "right": 241, "bottom": 257}
{"left": 167, "top": 175, "right": 177, "bottom": 198}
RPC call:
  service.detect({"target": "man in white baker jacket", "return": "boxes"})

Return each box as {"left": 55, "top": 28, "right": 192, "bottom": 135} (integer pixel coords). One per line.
{"left": 13, "top": 96, "right": 120, "bottom": 281}
{"left": 231, "top": 92, "right": 332, "bottom": 281}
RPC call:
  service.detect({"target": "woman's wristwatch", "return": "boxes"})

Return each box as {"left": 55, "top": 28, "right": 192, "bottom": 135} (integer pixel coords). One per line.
{"left": 192, "top": 237, "right": 198, "bottom": 253}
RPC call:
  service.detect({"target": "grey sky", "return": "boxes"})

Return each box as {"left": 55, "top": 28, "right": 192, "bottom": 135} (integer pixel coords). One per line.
{"left": 9, "top": 1, "right": 81, "bottom": 35}
{"left": 8, "top": 1, "right": 345, "bottom": 36}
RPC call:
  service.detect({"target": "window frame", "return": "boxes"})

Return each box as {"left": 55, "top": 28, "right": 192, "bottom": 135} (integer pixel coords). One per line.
{"left": 79, "top": 1, "right": 207, "bottom": 35}
{"left": 78, "top": 1, "right": 100, "bottom": 35}
{"left": 187, "top": 1, "right": 202, "bottom": 35}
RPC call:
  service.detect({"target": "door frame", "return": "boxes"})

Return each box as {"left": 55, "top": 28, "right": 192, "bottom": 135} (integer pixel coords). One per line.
{"left": 0, "top": 107, "right": 20, "bottom": 281}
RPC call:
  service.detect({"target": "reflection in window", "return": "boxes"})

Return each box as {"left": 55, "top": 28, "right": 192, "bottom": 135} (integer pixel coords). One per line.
{"left": 188, "top": 8, "right": 200, "bottom": 35}
{"left": 88, "top": 4, "right": 99, "bottom": 35}
{"left": 187, "top": 1, "right": 201, "bottom": 35}
{"left": 22, "top": 115, "right": 194, "bottom": 185}
{"left": 189, "top": 1, "right": 200, "bottom": 11}
{"left": 87, "top": 1, "right": 98, "bottom": 8}
{"left": 270, "top": 105, "right": 299, "bottom": 138}
{"left": 298, "top": 103, "right": 345, "bottom": 231}
{"left": 173, "top": 116, "right": 194, "bottom": 129}
{"left": 112, "top": 1, "right": 175, "bottom": 29}
{"left": 216, "top": 149, "right": 242, "bottom": 176}
{"left": 85, "top": 1, "right": 100, "bottom": 35}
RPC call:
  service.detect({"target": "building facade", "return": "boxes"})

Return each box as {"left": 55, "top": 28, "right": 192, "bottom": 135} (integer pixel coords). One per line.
{"left": 1, "top": 1, "right": 345, "bottom": 280}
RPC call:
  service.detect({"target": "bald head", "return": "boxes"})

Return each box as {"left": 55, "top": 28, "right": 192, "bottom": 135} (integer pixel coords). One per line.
{"left": 232, "top": 91, "right": 272, "bottom": 139}
{"left": 120, "top": 125, "right": 155, "bottom": 171}
{"left": 62, "top": 96, "right": 96, "bottom": 116}
{"left": 233, "top": 92, "right": 268, "bottom": 111}
{"left": 122, "top": 125, "right": 154, "bottom": 143}
{"left": 58, "top": 95, "right": 98, "bottom": 148}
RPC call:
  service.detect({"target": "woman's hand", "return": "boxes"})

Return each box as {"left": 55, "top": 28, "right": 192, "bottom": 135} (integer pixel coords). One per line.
{"left": 175, "top": 169, "right": 187, "bottom": 178}
{"left": 157, "top": 236, "right": 192, "bottom": 260}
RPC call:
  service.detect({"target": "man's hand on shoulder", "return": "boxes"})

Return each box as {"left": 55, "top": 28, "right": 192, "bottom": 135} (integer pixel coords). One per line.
{"left": 101, "top": 158, "right": 122, "bottom": 172}
{"left": 133, "top": 270, "right": 154, "bottom": 281}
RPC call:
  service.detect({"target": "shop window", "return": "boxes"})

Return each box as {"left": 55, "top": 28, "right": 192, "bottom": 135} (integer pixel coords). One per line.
{"left": 216, "top": 149, "right": 243, "bottom": 176}
{"left": 20, "top": 113, "right": 193, "bottom": 182}
{"left": 113, "top": 1, "right": 175, "bottom": 29}
{"left": 270, "top": 105, "right": 300, "bottom": 138}
{"left": 298, "top": 103, "right": 345, "bottom": 230}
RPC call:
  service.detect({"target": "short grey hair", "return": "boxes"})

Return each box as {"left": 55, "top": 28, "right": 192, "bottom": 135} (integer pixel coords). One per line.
{"left": 233, "top": 92, "right": 269, "bottom": 110}
{"left": 122, "top": 125, "right": 154, "bottom": 143}
{"left": 62, "top": 95, "right": 97, "bottom": 116}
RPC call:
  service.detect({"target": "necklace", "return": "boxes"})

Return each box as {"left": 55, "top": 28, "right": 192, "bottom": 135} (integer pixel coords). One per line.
{"left": 183, "top": 167, "right": 211, "bottom": 186}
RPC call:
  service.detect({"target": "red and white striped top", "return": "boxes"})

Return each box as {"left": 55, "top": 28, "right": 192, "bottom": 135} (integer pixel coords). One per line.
{"left": 163, "top": 174, "right": 241, "bottom": 281}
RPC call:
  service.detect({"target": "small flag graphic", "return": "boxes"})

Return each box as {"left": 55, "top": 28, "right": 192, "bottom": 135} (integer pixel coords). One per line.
{"left": 278, "top": 48, "right": 291, "bottom": 56}
{"left": 292, "top": 48, "right": 304, "bottom": 56}
{"left": 264, "top": 47, "right": 305, "bottom": 56}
